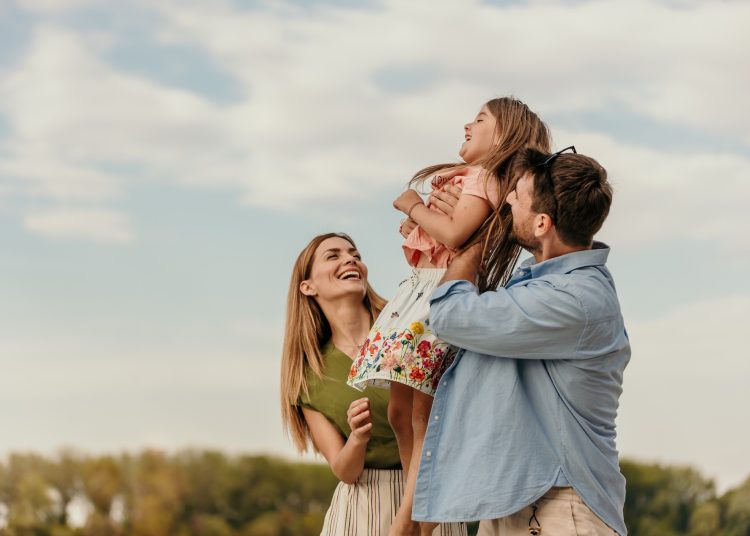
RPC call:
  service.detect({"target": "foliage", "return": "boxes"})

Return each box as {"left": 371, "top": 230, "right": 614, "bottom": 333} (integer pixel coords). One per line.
{"left": 0, "top": 452, "right": 746, "bottom": 536}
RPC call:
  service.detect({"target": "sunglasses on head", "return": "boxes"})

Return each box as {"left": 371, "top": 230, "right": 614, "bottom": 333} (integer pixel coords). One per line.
{"left": 535, "top": 145, "right": 577, "bottom": 169}
{"left": 530, "top": 146, "right": 576, "bottom": 224}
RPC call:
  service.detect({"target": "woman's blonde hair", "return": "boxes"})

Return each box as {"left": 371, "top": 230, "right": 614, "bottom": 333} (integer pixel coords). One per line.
{"left": 280, "top": 232, "right": 386, "bottom": 453}
{"left": 411, "top": 96, "right": 551, "bottom": 290}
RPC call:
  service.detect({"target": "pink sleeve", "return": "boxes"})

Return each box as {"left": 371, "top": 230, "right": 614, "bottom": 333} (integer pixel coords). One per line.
{"left": 457, "top": 171, "right": 500, "bottom": 208}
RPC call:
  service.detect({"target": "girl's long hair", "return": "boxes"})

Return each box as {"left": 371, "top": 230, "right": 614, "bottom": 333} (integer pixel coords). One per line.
{"left": 280, "top": 232, "right": 386, "bottom": 453}
{"left": 411, "top": 97, "right": 551, "bottom": 291}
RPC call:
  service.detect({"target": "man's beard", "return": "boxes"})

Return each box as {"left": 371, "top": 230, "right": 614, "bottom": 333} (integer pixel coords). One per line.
{"left": 510, "top": 222, "right": 540, "bottom": 254}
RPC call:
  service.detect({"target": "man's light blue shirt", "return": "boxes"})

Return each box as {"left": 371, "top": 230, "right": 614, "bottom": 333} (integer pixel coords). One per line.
{"left": 413, "top": 243, "right": 630, "bottom": 536}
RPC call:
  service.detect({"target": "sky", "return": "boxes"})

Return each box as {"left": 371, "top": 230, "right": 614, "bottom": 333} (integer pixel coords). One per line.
{"left": 1, "top": 0, "right": 749, "bottom": 493}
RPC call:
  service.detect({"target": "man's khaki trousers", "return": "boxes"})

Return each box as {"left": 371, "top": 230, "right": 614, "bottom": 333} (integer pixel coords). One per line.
{"left": 477, "top": 487, "right": 618, "bottom": 536}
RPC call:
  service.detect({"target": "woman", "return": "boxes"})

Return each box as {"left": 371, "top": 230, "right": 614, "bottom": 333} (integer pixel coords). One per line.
{"left": 281, "top": 232, "right": 465, "bottom": 535}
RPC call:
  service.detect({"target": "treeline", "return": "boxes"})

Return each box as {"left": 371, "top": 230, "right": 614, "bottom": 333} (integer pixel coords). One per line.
{"left": 0, "top": 450, "right": 748, "bottom": 536}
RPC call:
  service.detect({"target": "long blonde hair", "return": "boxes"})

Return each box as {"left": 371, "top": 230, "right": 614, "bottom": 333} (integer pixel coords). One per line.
{"left": 280, "top": 232, "right": 386, "bottom": 453}
{"left": 411, "top": 97, "right": 551, "bottom": 290}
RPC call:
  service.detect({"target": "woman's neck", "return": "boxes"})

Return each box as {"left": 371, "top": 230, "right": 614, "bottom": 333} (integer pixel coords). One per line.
{"left": 319, "top": 298, "right": 372, "bottom": 359}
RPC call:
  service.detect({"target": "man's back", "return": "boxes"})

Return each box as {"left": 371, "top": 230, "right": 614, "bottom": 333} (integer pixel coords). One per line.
{"left": 413, "top": 244, "right": 630, "bottom": 536}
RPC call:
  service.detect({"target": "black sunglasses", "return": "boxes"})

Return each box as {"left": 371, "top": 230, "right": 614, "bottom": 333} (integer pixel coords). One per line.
{"left": 532, "top": 145, "right": 577, "bottom": 224}
{"left": 536, "top": 145, "right": 577, "bottom": 169}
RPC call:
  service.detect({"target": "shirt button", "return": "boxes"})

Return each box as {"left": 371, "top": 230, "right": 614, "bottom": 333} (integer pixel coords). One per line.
{"left": 434, "top": 415, "right": 440, "bottom": 421}
{"left": 425, "top": 450, "right": 432, "bottom": 457}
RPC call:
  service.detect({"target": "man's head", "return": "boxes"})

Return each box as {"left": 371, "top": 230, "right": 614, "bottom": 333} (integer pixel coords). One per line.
{"left": 506, "top": 147, "right": 612, "bottom": 257}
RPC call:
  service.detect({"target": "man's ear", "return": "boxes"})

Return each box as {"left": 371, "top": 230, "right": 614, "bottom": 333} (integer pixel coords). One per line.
{"left": 299, "top": 280, "right": 316, "bottom": 297}
{"left": 533, "top": 213, "right": 554, "bottom": 238}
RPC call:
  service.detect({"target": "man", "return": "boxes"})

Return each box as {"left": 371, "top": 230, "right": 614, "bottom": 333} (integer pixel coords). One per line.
{"left": 413, "top": 147, "right": 630, "bottom": 535}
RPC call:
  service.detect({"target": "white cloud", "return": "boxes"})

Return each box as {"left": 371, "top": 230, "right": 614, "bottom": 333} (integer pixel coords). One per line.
{"left": 1, "top": 0, "right": 748, "bottom": 250}
{"left": 618, "top": 294, "right": 750, "bottom": 492}
{"left": 556, "top": 128, "right": 750, "bottom": 256}
{"left": 24, "top": 207, "right": 134, "bottom": 243}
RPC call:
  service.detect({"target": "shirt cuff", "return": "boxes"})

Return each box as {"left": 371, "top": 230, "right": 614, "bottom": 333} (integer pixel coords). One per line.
{"left": 430, "top": 279, "right": 478, "bottom": 304}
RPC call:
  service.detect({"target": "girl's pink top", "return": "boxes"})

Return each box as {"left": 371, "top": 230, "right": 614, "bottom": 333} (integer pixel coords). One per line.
{"left": 402, "top": 166, "right": 500, "bottom": 268}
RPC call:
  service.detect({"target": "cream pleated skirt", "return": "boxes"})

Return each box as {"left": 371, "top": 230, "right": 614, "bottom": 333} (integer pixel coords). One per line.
{"left": 321, "top": 468, "right": 466, "bottom": 535}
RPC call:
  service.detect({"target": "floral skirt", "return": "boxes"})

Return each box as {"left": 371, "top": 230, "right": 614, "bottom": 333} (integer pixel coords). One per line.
{"left": 347, "top": 268, "right": 454, "bottom": 396}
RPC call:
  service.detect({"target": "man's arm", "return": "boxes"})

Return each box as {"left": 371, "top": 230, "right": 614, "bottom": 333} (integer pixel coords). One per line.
{"left": 429, "top": 257, "right": 586, "bottom": 359}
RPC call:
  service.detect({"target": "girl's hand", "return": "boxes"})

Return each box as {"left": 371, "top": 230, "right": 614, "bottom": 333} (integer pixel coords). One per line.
{"left": 393, "top": 189, "right": 423, "bottom": 214}
{"left": 399, "top": 217, "right": 418, "bottom": 238}
{"left": 347, "top": 397, "right": 372, "bottom": 445}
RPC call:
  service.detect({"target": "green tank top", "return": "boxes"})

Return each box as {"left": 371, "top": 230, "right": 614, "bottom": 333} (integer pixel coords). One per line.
{"left": 298, "top": 341, "right": 401, "bottom": 469}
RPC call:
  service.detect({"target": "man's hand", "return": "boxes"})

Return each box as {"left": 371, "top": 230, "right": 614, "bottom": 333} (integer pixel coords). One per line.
{"left": 346, "top": 397, "right": 372, "bottom": 445}
{"left": 428, "top": 183, "right": 462, "bottom": 216}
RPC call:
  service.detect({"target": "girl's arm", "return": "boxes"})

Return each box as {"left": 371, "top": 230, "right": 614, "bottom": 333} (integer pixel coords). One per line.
{"left": 301, "top": 397, "right": 372, "bottom": 484}
{"left": 394, "top": 188, "right": 491, "bottom": 249}
{"left": 399, "top": 183, "right": 463, "bottom": 238}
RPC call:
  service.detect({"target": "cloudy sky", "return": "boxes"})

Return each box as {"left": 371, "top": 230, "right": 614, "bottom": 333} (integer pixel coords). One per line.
{"left": 1, "top": 0, "right": 749, "bottom": 492}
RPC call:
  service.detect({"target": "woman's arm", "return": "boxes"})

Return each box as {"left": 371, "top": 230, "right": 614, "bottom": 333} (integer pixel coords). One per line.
{"left": 301, "top": 397, "right": 372, "bottom": 484}
{"left": 394, "top": 188, "right": 491, "bottom": 249}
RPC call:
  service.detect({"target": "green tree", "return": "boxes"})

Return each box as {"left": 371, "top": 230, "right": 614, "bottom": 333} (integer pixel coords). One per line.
{"left": 44, "top": 450, "right": 83, "bottom": 526}
{"left": 720, "top": 476, "right": 750, "bottom": 536}
{"left": 621, "top": 460, "right": 715, "bottom": 535}
{"left": 688, "top": 500, "right": 721, "bottom": 536}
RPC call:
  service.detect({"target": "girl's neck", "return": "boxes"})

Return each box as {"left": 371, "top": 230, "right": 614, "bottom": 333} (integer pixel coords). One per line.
{"left": 319, "top": 298, "right": 372, "bottom": 359}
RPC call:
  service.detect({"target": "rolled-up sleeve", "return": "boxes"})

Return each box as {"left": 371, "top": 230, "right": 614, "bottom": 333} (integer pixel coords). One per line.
{"left": 429, "top": 278, "right": 587, "bottom": 359}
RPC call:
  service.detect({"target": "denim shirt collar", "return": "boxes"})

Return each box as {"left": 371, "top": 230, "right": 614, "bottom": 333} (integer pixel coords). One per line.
{"left": 514, "top": 241, "right": 610, "bottom": 283}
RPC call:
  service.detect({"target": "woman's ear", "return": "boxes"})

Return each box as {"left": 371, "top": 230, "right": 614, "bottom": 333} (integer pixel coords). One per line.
{"left": 299, "top": 280, "right": 316, "bottom": 297}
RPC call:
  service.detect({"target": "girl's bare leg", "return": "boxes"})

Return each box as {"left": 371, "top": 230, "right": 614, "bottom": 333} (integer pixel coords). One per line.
{"left": 390, "top": 389, "right": 434, "bottom": 536}
{"left": 388, "top": 381, "right": 414, "bottom": 478}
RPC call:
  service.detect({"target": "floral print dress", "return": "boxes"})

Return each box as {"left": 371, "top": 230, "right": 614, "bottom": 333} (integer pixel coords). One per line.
{"left": 347, "top": 267, "right": 454, "bottom": 396}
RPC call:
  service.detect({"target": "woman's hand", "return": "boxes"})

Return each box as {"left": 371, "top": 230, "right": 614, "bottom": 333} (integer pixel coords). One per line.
{"left": 393, "top": 189, "right": 423, "bottom": 214}
{"left": 347, "top": 397, "right": 372, "bottom": 445}
{"left": 428, "top": 183, "right": 462, "bottom": 216}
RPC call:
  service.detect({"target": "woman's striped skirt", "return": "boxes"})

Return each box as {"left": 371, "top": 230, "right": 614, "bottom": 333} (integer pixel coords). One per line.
{"left": 320, "top": 468, "right": 466, "bottom": 535}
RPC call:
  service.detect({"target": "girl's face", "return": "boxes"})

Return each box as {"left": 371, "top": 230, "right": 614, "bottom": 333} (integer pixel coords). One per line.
{"left": 459, "top": 104, "right": 498, "bottom": 164}
{"left": 300, "top": 236, "right": 369, "bottom": 305}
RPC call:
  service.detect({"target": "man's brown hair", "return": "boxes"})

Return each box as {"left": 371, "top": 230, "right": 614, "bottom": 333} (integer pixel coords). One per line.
{"left": 516, "top": 149, "right": 613, "bottom": 247}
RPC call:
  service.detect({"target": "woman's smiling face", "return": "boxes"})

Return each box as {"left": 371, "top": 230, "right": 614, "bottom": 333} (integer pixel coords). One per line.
{"left": 300, "top": 236, "right": 369, "bottom": 303}
{"left": 459, "top": 104, "right": 498, "bottom": 164}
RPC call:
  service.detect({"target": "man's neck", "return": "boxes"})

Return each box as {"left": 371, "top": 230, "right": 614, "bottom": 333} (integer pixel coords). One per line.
{"left": 533, "top": 240, "right": 590, "bottom": 263}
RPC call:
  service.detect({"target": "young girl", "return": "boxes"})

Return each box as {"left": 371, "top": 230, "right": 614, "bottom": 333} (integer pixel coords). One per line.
{"left": 347, "top": 97, "right": 550, "bottom": 535}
